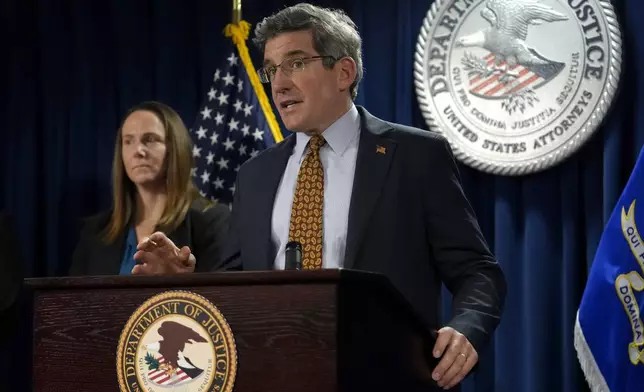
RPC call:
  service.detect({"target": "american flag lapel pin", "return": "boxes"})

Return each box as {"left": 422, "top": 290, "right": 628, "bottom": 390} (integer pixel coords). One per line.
{"left": 376, "top": 145, "right": 386, "bottom": 154}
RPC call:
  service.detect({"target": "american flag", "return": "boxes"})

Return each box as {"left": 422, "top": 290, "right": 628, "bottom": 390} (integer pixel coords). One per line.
{"left": 190, "top": 37, "right": 280, "bottom": 207}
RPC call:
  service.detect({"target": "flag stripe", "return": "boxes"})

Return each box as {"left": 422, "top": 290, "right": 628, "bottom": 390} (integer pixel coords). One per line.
{"left": 169, "top": 373, "right": 191, "bottom": 385}
{"left": 505, "top": 73, "right": 540, "bottom": 95}
{"left": 481, "top": 68, "right": 530, "bottom": 96}
{"left": 147, "top": 356, "right": 190, "bottom": 385}
{"left": 469, "top": 53, "right": 499, "bottom": 84}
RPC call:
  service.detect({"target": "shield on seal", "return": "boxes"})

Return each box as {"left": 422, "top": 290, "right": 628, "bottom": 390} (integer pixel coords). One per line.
{"left": 465, "top": 53, "right": 565, "bottom": 100}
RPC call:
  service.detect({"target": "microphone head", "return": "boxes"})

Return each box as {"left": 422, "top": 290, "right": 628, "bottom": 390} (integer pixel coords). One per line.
{"left": 285, "top": 241, "right": 302, "bottom": 251}
{"left": 285, "top": 241, "right": 303, "bottom": 270}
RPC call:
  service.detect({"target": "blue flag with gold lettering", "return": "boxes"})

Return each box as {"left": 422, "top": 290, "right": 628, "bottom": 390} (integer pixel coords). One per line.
{"left": 575, "top": 147, "right": 644, "bottom": 390}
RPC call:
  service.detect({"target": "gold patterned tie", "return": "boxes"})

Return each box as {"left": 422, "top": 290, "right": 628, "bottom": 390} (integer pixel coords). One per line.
{"left": 288, "top": 135, "right": 325, "bottom": 269}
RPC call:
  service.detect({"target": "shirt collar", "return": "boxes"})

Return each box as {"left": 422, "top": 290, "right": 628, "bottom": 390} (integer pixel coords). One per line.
{"left": 294, "top": 104, "right": 360, "bottom": 161}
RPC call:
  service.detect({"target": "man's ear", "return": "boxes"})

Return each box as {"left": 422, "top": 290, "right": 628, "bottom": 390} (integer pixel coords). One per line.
{"left": 336, "top": 57, "right": 357, "bottom": 92}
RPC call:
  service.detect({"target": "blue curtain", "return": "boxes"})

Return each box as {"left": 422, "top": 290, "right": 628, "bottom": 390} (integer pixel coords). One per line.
{"left": 3, "top": 0, "right": 643, "bottom": 391}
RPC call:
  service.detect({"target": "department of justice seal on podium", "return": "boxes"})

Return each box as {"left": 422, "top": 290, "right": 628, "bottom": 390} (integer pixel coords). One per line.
{"left": 116, "top": 291, "right": 237, "bottom": 392}
{"left": 414, "top": 0, "right": 622, "bottom": 175}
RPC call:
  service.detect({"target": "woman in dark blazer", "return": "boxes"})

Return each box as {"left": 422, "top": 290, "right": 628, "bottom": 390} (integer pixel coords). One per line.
{"left": 69, "top": 101, "right": 231, "bottom": 276}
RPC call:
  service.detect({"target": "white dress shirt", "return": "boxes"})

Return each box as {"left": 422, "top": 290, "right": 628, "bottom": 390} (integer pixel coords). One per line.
{"left": 271, "top": 105, "right": 361, "bottom": 269}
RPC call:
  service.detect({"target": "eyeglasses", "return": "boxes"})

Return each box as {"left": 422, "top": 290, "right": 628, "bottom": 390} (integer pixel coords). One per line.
{"left": 257, "top": 56, "right": 336, "bottom": 83}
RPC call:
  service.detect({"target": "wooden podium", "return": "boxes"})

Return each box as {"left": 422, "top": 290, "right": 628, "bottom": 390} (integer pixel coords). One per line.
{"left": 22, "top": 269, "right": 439, "bottom": 392}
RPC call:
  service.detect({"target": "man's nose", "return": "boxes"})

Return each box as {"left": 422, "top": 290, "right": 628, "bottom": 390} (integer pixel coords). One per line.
{"left": 271, "top": 67, "right": 292, "bottom": 94}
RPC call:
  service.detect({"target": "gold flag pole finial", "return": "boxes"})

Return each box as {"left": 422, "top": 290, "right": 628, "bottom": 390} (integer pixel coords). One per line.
{"left": 232, "top": 0, "right": 242, "bottom": 24}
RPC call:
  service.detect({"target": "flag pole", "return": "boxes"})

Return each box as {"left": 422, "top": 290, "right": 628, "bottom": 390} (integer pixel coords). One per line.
{"left": 232, "top": 0, "right": 241, "bottom": 24}
{"left": 225, "top": 0, "right": 283, "bottom": 143}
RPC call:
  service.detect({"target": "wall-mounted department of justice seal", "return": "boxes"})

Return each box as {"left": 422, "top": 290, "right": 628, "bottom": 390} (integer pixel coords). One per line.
{"left": 414, "top": 0, "right": 622, "bottom": 175}
{"left": 116, "top": 291, "right": 237, "bottom": 392}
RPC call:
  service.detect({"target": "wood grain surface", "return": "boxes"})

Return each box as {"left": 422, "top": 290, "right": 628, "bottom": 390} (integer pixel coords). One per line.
{"left": 24, "top": 270, "right": 438, "bottom": 392}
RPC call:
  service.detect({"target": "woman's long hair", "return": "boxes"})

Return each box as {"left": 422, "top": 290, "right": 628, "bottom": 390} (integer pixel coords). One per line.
{"left": 102, "top": 101, "right": 206, "bottom": 243}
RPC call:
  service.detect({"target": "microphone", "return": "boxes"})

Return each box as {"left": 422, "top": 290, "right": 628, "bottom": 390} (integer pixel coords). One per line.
{"left": 285, "top": 241, "right": 302, "bottom": 270}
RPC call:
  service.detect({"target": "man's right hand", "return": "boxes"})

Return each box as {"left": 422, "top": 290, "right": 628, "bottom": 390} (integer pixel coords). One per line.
{"left": 132, "top": 232, "right": 196, "bottom": 275}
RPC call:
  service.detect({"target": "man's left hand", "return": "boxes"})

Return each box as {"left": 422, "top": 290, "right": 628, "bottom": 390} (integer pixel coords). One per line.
{"left": 431, "top": 327, "right": 478, "bottom": 389}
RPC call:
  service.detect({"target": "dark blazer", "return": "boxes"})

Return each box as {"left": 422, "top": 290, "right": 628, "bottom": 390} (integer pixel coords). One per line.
{"left": 0, "top": 212, "right": 22, "bottom": 312}
{"left": 225, "top": 106, "right": 507, "bottom": 356}
{"left": 69, "top": 200, "right": 232, "bottom": 275}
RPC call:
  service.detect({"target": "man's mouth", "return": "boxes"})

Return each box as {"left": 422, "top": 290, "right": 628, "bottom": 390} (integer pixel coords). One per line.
{"left": 280, "top": 100, "right": 302, "bottom": 109}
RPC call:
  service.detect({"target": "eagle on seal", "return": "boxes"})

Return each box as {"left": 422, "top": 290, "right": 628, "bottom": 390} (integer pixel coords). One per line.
{"left": 145, "top": 320, "right": 207, "bottom": 379}
{"left": 456, "top": 0, "right": 568, "bottom": 83}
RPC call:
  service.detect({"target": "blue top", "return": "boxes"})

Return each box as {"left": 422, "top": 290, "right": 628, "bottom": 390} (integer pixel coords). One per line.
{"left": 119, "top": 227, "right": 138, "bottom": 275}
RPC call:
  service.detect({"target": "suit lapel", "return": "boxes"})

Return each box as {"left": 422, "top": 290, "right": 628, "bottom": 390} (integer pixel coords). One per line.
{"left": 96, "top": 234, "right": 126, "bottom": 275}
{"left": 250, "top": 135, "right": 296, "bottom": 270}
{"left": 167, "top": 214, "right": 191, "bottom": 249}
{"left": 99, "top": 215, "right": 191, "bottom": 276}
{"left": 344, "top": 107, "right": 396, "bottom": 269}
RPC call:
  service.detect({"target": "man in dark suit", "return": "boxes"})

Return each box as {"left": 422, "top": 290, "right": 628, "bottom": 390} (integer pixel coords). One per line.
{"left": 135, "top": 3, "right": 506, "bottom": 389}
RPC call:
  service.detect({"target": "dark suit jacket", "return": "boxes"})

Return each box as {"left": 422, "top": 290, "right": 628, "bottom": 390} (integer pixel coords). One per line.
{"left": 225, "top": 106, "right": 507, "bottom": 356}
{"left": 69, "top": 200, "right": 232, "bottom": 275}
